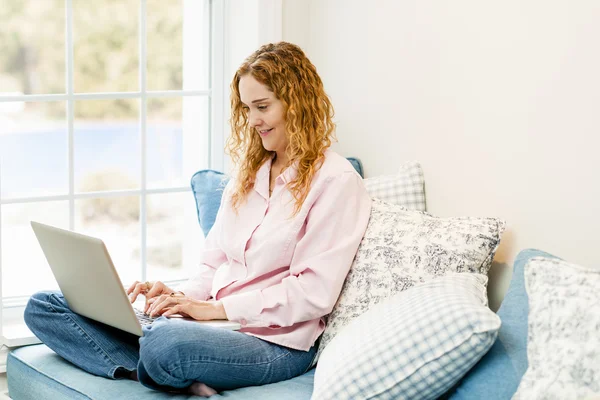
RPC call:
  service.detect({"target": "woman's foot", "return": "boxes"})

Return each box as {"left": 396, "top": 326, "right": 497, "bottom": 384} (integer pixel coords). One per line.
{"left": 188, "top": 382, "right": 218, "bottom": 397}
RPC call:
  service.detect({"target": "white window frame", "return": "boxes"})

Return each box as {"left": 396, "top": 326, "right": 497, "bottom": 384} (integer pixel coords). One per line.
{"left": 0, "top": 0, "right": 225, "bottom": 352}
{"left": 0, "top": 0, "right": 283, "bottom": 369}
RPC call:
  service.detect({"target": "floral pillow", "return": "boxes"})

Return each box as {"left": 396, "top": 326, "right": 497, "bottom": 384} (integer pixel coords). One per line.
{"left": 313, "top": 199, "right": 505, "bottom": 365}
{"left": 513, "top": 257, "right": 600, "bottom": 399}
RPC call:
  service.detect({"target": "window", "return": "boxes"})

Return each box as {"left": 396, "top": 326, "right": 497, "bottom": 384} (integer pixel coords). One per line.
{"left": 0, "top": 0, "right": 223, "bottom": 311}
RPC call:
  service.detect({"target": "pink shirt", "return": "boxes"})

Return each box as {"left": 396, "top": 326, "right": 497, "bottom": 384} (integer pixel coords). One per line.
{"left": 181, "top": 150, "right": 371, "bottom": 351}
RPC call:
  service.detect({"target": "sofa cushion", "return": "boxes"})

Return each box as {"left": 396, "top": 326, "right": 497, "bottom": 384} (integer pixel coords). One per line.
{"left": 363, "top": 161, "right": 426, "bottom": 210}
{"left": 447, "top": 248, "right": 559, "bottom": 400}
{"left": 312, "top": 274, "right": 501, "bottom": 400}
{"left": 512, "top": 257, "right": 600, "bottom": 399}
{"left": 314, "top": 199, "right": 505, "bottom": 364}
{"left": 190, "top": 169, "right": 229, "bottom": 237}
{"left": 190, "top": 157, "right": 365, "bottom": 237}
{"left": 7, "top": 344, "right": 314, "bottom": 400}
{"left": 345, "top": 157, "right": 363, "bottom": 178}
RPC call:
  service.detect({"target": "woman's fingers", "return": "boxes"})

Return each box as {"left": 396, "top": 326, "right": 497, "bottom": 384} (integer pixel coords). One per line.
{"left": 143, "top": 281, "right": 170, "bottom": 312}
{"left": 126, "top": 281, "right": 139, "bottom": 295}
{"left": 128, "top": 281, "right": 149, "bottom": 303}
{"left": 144, "top": 281, "right": 161, "bottom": 299}
{"left": 161, "top": 304, "right": 182, "bottom": 317}
{"left": 148, "top": 294, "right": 178, "bottom": 316}
{"left": 159, "top": 299, "right": 216, "bottom": 321}
{"left": 144, "top": 296, "right": 158, "bottom": 313}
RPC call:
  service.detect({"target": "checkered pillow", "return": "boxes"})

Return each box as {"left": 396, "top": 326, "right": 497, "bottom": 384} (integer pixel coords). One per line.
{"left": 364, "top": 161, "right": 426, "bottom": 210}
{"left": 312, "top": 274, "right": 501, "bottom": 400}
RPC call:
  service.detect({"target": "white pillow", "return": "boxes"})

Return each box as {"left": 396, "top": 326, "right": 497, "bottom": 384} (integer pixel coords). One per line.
{"left": 313, "top": 199, "right": 505, "bottom": 365}
{"left": 312, "top": 274, "right": 501, "bottom": 400}
{"left": 364, "top": 161, "right": 426, "bottom": 211}
{"left": 513, "top": 257, "right": 600, "bottom": 400}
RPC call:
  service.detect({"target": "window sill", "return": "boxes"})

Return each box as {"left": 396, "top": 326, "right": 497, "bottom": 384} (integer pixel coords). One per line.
{"left": 0, "top": 322, "right": 41, "bottom": 374}
{"left": 1, "top": 323, "right": 40, "bottom": 348}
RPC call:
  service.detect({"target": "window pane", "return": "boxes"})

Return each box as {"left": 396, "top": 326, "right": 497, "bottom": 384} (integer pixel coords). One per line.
{"left": 147, "top": 0, "right": 209, "bottom": 91}
{"left": 147, "top": 0, "right": 183, "bottom": 91}
{"left": 1, "top": 201, "right": 69, "bottom": 297}
{"left": 147, "top": 97, "right": 208, "bottom": 189}
{"left": 75, "top": 99, "right": 140, "bottom": 192}
{"left": 146, "top": 192, "right": 203, "bottom": 282}
{"left": 0, "top": 0, "right": 66, "bottom": 95}
{"left": 73, "top": 0, "right": 139, "bottom": 93}
{"left": 0, "top": 101, "right": 67, "bottom": 198}
{"left": 75, "top": 196, "right": 140, "bottom": 286}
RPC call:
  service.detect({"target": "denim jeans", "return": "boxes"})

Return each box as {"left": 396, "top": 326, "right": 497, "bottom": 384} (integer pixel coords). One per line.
{"left": 24, "top": 291, "right": 317, "bottom": 393}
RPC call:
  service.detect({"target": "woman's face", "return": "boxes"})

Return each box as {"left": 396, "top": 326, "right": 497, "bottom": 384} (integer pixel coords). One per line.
{"left": 238, "top": 74, "right": 288, "bottom": 158}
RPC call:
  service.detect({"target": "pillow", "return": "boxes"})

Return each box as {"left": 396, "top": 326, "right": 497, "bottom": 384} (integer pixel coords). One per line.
{"left": 512, "top": 257, "right": 600, "bottom": 399}
{"left": 363, "top": 161, "right": 426, "bottom": 211}
{"left": 313, "top": 199, "right": 505, "bottom": 365}
{"left": 190, "top": 157, "right": 365, "bottom": 236}
{"left": 190, "top": 169, "right": 229, "bottom": 237}
{"left": 346, "top": 157, "right": 363, "bottom": 178}
{"left": 447, "top": 248, "right": 559, "bottom": 400}
{"left": 312, "top": 274, "right": 501, "bottom": 400}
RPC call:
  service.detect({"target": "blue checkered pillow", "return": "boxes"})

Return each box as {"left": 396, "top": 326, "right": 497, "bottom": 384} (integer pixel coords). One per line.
{"left": 363, "top": 161, "right": 426, "bottom": 211}
{"left": 312, "top": 274, "right": 501, "bottom": 400}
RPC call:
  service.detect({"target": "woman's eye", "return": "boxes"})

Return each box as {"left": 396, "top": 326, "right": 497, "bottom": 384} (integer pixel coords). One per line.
{"left": 257, "top": 105, "right": 267, "bottom": 111}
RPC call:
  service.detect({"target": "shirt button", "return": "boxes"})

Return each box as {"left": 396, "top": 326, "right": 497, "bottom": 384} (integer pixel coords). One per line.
{"left": 240, "top": 319, "right": 247, "bottom": 326}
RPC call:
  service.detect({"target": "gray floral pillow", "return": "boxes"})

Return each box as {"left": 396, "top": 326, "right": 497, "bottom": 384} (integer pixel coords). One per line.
{"left": 513, "top": 257, "right": 600, "bottom": 400}
{"left": 313, "top": 199, "right": 505, "bottom": 365}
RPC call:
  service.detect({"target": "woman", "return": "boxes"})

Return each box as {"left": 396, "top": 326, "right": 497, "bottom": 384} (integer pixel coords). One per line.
{"left": 25, "top": 42, "right": 371, "bottom": 396}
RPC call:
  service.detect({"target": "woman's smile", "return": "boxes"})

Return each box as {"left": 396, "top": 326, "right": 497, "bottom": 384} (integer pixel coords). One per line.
{"left": 259, "top": 128, "right": 274, "bottom": 137}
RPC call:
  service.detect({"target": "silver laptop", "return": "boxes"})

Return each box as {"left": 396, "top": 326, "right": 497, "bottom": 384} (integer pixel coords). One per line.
{"left": 31, "top": 221, "right": 240, "bottom": 336}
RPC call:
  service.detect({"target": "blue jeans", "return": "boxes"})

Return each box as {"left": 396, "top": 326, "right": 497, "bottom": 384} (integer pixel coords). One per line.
{"left": 24, "top": 291, "right": 316, "bottom": 393}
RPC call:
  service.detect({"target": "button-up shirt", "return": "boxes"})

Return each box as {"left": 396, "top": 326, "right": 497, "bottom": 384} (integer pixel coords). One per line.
{"left": 181, "top": 150, "right": 372, "bottom": 351}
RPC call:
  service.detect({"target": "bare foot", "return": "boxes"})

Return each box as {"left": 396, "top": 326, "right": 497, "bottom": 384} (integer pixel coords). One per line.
{"left": 188, "top": 382, "right": 218, "bottom": 397}
{"left": 129, "top": 370, "right": 138, "bottom": 381}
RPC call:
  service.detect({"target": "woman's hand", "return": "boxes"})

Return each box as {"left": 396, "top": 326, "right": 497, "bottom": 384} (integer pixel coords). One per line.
{"left": 146, "top": 294, "right": 228, "bottom": 321}
{"left": 126, "top": 281, "right": 175, "bottom": 313}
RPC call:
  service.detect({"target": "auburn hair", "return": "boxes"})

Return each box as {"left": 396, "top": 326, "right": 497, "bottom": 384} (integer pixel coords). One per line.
{"left": 226, "top": 42, "right": 336, "bottom": 216}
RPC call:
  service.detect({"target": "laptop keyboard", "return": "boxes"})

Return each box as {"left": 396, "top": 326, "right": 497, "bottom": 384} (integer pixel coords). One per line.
{"left": 134, "top": 308, "right": 157, "bottom": 326}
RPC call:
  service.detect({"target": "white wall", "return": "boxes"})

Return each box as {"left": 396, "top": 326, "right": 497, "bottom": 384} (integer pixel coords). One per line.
{"left": 283, "top": 0, "right": 600, "bottom": 309}
{"left": 221, "top": 0, "right": 283, "bottom": 174}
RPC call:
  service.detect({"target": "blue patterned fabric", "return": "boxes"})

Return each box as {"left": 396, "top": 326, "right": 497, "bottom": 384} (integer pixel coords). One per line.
{"left": 312, "top": 274, "right": 501, "bottom": 400}
{"left": 190, "top": 158, "right": 364, "bottom": 236}
{"left": 447, "top": 248, "right": 559, "bottom": 400}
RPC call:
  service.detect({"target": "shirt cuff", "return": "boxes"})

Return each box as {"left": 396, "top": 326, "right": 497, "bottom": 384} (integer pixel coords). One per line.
{"left": 179, "top": 282, "right": 211, "bottom": 301}
{"left": 220, "top": 290, "right": 264, "bottom": 328}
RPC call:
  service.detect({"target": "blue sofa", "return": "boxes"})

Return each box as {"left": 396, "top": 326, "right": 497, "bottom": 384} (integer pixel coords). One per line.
{"left": 8, "top": 344, "right": 315, "bottom": 399}
{"left": 8, "top": 248, "right": 550, "bottom": 399}
{"left": 7, "top": 158, "right": 547, "bottom": 399}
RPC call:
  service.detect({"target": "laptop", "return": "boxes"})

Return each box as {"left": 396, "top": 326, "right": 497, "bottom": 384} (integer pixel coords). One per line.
{"left": 30, "top": 221, "right": 241, "bottom": 336}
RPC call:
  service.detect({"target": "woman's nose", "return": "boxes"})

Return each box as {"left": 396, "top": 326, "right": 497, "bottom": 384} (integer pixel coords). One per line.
{"left": 248, "top": 112, "right": 262, "bottom": 128}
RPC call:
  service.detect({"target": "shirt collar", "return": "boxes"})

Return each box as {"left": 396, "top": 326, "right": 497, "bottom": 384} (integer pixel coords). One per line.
{"left": 254, "top": 154, "right": 300, "bottom": 199}
{"left": 254, "top": 155, "right": 273, "bottom": 199}
{"left": 280, "top": 160, "right": 298, "bottom": 184}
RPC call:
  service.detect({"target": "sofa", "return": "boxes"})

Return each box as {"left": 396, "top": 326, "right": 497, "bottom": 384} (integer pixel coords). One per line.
{"left": 7, "top": 159, "right": 599, "bottom": 399}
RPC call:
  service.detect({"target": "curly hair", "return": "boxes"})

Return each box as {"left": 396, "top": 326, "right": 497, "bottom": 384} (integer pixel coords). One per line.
{"left": 226, "top": 41, "right": 336, "bottom": 216}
